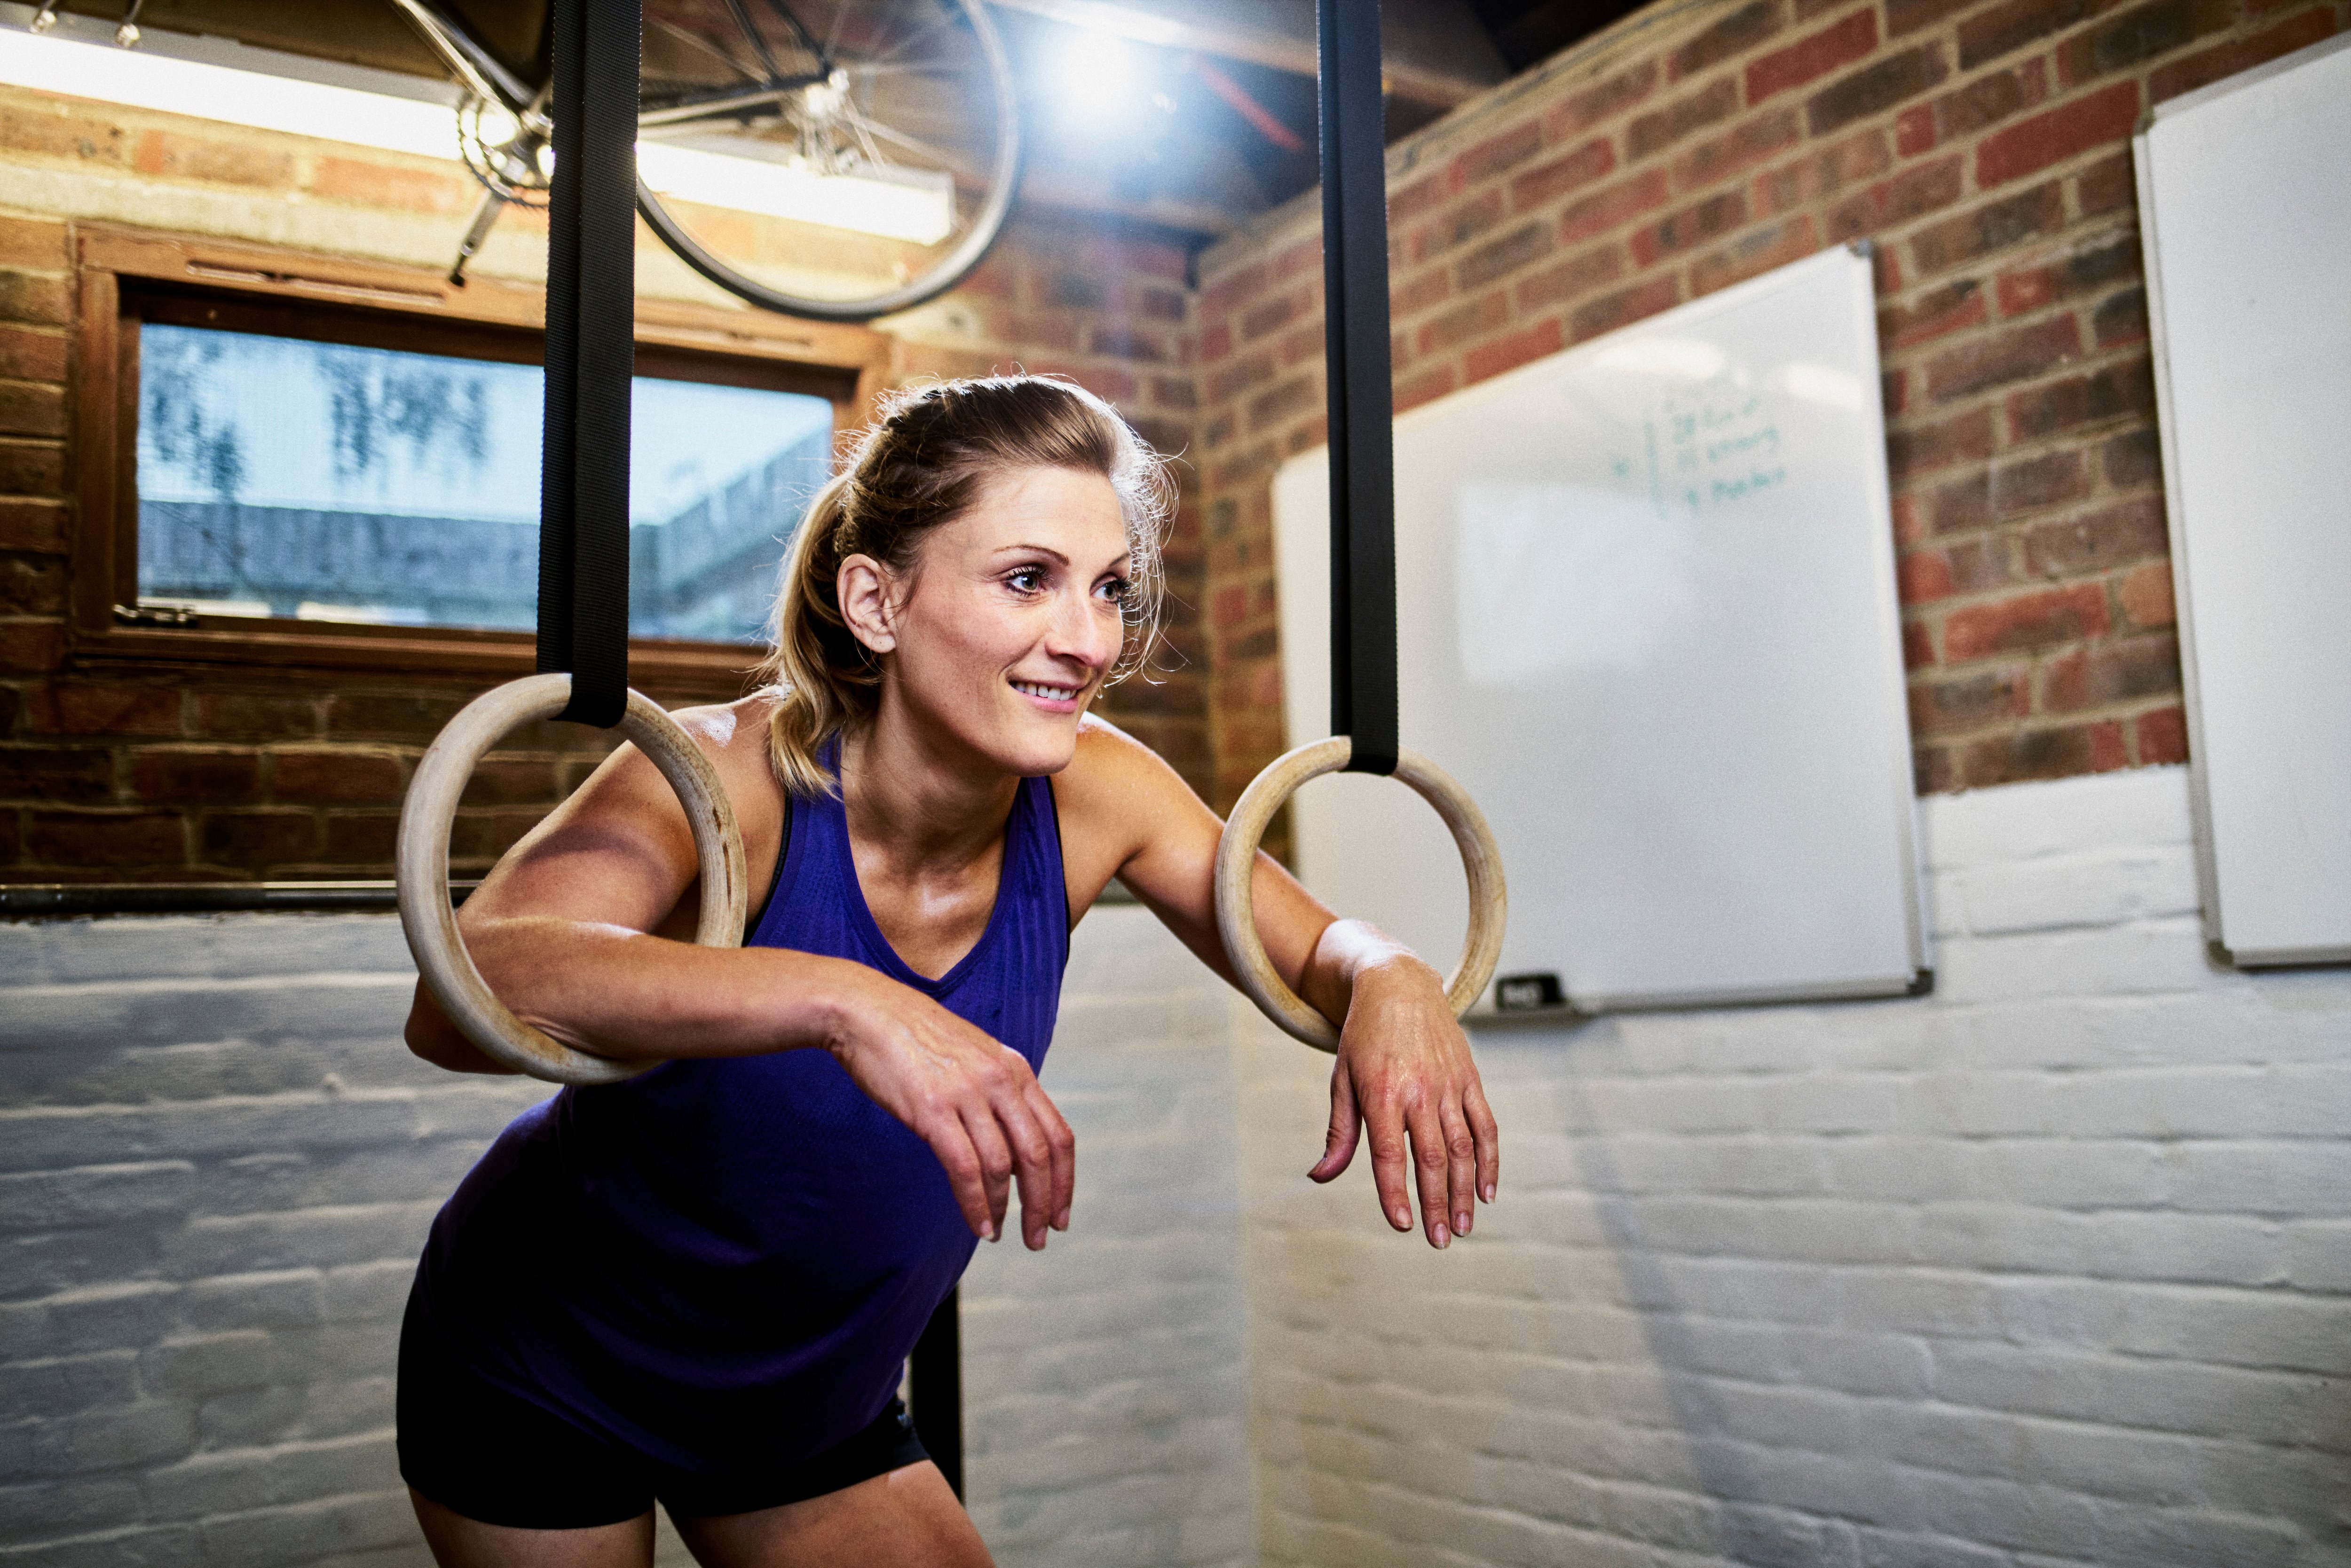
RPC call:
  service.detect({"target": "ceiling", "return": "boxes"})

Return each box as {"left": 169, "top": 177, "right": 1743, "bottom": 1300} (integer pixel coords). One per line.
{"left": 27, "top": 0, "right": 1653, "bottom": 233}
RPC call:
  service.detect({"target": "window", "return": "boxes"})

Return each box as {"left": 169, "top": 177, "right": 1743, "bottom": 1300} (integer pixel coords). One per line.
{"left": 72, "top": 229, "right": 887, "bottom": 683}
{"left": 137, "top": 325, "right": 834, "bottom": 642}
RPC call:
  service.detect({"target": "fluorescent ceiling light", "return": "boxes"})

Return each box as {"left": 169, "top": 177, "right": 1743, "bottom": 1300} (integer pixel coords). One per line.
{"left": 638, "top": 140, "right": 954, "bottom": 245}
{"left": 0, "top": 16, "right": 459, "bottom": 157}
{"left": 0, "top": 12, "right": 950, "bottom": 243}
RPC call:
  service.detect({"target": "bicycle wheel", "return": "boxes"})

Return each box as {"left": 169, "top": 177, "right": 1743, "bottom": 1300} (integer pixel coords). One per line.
{"left": 636, "top": 0, "right": 1020, "bottom": 323}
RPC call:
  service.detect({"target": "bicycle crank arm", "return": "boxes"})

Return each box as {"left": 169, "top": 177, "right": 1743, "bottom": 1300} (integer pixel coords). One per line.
{"left": 447, "top": 188, "right": 507, "bottom": 288}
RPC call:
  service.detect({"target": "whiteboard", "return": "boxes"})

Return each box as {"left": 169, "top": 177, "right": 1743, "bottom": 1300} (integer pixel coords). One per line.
{"left": 1272, "top": 244, "right": 1925, "bottom": 1012}
{"left": 2136, "top": 32, "right": 2351, "bottom": 968}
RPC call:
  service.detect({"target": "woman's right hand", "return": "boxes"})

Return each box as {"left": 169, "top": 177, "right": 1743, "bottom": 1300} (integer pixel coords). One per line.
{"left": 826, "top": 969, "right": 1074, "bottom": 1252}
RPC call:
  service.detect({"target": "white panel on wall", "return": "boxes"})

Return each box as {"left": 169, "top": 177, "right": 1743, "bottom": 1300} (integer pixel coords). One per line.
{"left": 1272, "top": 243, "right": 1925, "bottom": 1012}
{"left": 2136, "top": 32, "right": 2351, "bottom": 968}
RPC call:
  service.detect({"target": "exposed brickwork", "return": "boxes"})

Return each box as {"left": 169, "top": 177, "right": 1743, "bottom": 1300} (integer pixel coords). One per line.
{"left": 0, "top": 908, "right": 1258, "bottom": 1568}
{"left": 1192, "top": 0, "right": 2345, "bottom": 807}
{"left": 0, "top": 86, "right": 1207, "bottom": 882}
{"left": 1238, "top": 764, "right": 2351, "bottom": 1568}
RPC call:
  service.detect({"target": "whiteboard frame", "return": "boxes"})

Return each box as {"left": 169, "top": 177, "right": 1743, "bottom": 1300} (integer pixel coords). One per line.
{"left": 1276, "top": 242, "right": 1928, "bottom": 1013}
{"left": 2135, "top": 29, "right": 2351, "bottom": 969}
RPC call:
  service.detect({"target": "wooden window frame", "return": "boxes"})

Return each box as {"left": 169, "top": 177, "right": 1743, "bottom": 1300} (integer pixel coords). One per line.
{"left": 70, "top": 226, "right": 889, "bottom": 687}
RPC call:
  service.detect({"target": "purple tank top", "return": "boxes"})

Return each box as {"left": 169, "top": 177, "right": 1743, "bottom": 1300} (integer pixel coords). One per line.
{"left": 413, "top": 742, "right": 1068, "bottom": 1472}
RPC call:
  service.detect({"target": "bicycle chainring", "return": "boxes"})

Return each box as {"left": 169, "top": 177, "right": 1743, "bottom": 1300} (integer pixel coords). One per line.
{"left": 457, "top": 93, "right": 553, "bottom": 207}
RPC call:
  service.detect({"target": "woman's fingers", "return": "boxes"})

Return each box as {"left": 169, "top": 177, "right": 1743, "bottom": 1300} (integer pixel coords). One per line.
{"left": 1440, "top": 1095, "right": 1479, "bottom": 1238}
{"left": 1320, "top": 967, "right": 1499, "bottom": 1248}
{"left": 836, "top": 985, "right": 1078, "bottom": 1247}
{"left": 1030, "top": 1079, "right": 1077, "bottom": 1232}
{"left": 969, "top": 1046, "right": 1075, "bottom": 1250}
{"left": 1407, "top": 1098, "right": 1454, "bottom": 1247}
{"left": 926, "top": 1110, "right": 997, "bottom": 1240}
{"left": 1360, "top": 1085, "right": 1416, "bottom": 1233}
{"left": 1466, "top": 1079, "right": 1500, "bottom": 1205}
{"left": 986, "top": 1069, "right": 1062, "bottom": 1251}
{"left": 956, "top": 1099, "right": 1017, "bottom": 1242}
{"left": 1308, "top": 1062, "right": 1363, "bottom": 1183}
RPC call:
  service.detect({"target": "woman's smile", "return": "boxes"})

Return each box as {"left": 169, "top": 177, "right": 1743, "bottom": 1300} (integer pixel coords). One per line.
{"left": 1010, "top": 678, "right": 1085, "bottom": 712}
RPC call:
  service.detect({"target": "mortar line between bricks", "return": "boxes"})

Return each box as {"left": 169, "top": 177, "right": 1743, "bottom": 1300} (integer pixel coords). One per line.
{"left": 0, "top": 972, "right": 417, "bottom": 1001}
{"left": 1284, "top": 1416, "right": 2343, "bottom": 1497}
{"left": 0, "top": 1089, "right": 428, "bottom": 1123}
{"left": 1283, "top": 1341, "right": 2351, "bottom": 1439}
{"left": 1266, "top": 1467, "right": 1834, "bottom": 1562}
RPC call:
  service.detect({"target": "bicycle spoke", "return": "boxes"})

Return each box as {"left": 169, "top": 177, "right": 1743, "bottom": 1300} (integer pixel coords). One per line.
{"left": 828, "top": 0, "right": 935, "bottom": 71}
{"left": 842, "top": 58, "right": 964, "bottom": 80}
{"left": 720, "top": 0, "right": 786, "bottom": 79}
{"left": 837, "top": 105, "right": 967, "bottom": 170}
{"left": 870, "top": 10, "right": 960, "bottom": 69}
{"left": 648, "top": 13, "right": 763, "bottom": 84}
{"left": 817, "top": 0, "right": 851, "bottom": 61}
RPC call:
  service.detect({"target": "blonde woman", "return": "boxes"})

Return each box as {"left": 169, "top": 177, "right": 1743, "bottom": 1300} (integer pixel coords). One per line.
{"left": 399, "top": 376, "right": 1498, "bottom": 1567}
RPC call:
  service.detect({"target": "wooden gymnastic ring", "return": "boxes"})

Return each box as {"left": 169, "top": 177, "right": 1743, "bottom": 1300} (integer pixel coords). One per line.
{"left": 1214, "top": 737, "right": 1507, "bottom": 1051}
{"left": 395, "top": 672, "right": 748, "bottom": 1086}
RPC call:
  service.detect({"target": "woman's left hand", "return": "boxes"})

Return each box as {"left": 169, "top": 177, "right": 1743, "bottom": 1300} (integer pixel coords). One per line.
{"left": 1308, "top": 957, "right": 1499, "bottom": 1248}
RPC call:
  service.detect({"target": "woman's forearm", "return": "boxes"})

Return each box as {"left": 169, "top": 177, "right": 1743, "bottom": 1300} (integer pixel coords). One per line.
{"left": 458, "top": 917, "right": 877, "bottom": 1064}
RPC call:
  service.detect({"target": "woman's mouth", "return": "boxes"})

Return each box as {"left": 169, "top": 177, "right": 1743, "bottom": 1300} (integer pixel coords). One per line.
{"left": 1010, "top": 678, "right": 1082, "bottom": 709}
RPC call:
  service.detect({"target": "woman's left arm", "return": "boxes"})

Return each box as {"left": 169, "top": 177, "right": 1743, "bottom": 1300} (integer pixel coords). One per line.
{"left": 1056, "top": 719, "right": 1499, "bottom": 1248}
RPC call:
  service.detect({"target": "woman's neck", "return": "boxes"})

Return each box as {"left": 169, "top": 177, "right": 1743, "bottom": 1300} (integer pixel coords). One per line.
{"left": 837, "top": 707, "right": 1022, "bottom": 874}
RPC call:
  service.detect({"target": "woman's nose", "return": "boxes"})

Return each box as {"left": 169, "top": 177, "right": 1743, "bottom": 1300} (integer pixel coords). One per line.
{"left": 1047, "top": 588, "right": 1117, "bottom": 669}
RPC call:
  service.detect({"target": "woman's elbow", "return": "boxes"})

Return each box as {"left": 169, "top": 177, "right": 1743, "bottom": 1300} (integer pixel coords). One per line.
{"left": 403, "top": 982, "right": 515, "bottom": 1075}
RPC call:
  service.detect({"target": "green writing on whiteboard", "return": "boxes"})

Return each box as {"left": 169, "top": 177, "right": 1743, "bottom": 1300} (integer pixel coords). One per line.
{"left": 1623, "top": 374, "right": 1789, "bottom": 520}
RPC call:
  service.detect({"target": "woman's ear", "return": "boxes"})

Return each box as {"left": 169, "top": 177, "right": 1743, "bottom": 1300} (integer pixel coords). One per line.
{"left": 837, "top": 553, "right": 898, "bottom": 657}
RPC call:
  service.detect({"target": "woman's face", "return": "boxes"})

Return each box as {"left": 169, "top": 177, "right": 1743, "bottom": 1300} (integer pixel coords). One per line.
{"left": 857, "top": 464, "right": 1134, "bottom": 779}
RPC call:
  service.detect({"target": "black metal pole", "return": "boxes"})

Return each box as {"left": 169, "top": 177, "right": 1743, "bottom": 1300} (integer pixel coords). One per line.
{"left": 909, "top": 1288, "right": 963, "bottom": 1498}
{"left": 538, "top": 0, "right": 639, "bottom": 728}
{"left": 1318, "top": 0, "right": 1398, "bottom": 776}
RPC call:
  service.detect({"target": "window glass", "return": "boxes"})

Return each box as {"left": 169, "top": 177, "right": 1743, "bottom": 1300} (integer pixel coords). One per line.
{"left": 136, "top": 323, "right": 834, "bottom": 643}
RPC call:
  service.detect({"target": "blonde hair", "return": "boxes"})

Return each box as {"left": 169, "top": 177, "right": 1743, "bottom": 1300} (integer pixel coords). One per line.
{"left": 755, "top": 375, "right": 1174, "bottom": 796}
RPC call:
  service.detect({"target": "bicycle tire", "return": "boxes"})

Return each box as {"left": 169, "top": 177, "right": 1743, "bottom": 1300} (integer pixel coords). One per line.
{"left": 634, "top": 0, "right": 1022, "bottom": 323}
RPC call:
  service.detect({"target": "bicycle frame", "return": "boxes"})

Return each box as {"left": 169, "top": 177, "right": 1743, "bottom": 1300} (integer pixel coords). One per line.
{"left": 388, "top": 0, "right": 1024, "bottom": 321}
{"left": 390, "top": 0, "right": 831, "bottom": 127}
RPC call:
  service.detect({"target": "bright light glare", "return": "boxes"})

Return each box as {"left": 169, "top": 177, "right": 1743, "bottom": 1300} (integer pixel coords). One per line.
{"left": 1060, "top": 28, "right": 1137, "bottom": 123}
{"left": 1782, "top": 362, "right": 1863, "bottom": 409}
{"left": 638, "top": 142, "right": 954, "bottom": 244}
{"left": 1593, "top": 338, "right": 1730, "bottom": 380}
{"left": 0, "top": 24, "right": 458, "bottom": 157}
{"left": 0, "top": 23, "right": 951, "bottom": 242}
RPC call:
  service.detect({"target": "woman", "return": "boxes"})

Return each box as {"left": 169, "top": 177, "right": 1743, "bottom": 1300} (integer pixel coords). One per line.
{"left": 399, "top": 375, "right": 1499, "bottom": 1567}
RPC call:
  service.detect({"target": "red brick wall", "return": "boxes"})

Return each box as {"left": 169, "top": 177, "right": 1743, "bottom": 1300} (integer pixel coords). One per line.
{"left": 1193, "top": 0, "right": 2343, "bottom": 810}
{"left": 0, "top": 87, "right": 1202, "bottom": 882}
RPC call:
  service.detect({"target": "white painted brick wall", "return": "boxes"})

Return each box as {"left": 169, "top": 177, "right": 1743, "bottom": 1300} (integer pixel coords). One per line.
{"left": 962, "top": 906, "right": 1256, "bottom": 1568}
{"left": 11, "top": 764, "right": 2343, "bottom": 1568}
{"left": 1233, "top": 764, "right": 2351, "bottom": 1568}
{"left": 0, "top": 908, "right": 1257, "bottom": 1568}
{"left": 0, "top": 914, "right": 542, "bottom": 1568}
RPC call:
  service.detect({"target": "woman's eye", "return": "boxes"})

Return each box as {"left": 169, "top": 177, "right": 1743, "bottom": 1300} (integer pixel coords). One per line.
{"left": 1097, "top": 577, "right": 1132, "bottom": 606}
{"left": 1006, "top": 567, "right": 1046, "bottom": 594}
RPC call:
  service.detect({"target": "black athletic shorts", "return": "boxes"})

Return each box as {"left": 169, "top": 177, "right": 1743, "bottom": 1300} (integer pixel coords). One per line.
{"left": 396, "top": 1292, "right": 930, "bottom": 1529}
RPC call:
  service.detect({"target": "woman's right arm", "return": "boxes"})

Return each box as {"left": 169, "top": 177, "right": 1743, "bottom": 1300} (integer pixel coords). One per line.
{"left": 401, "top": 703, "right": 1073, "bottom": 1249}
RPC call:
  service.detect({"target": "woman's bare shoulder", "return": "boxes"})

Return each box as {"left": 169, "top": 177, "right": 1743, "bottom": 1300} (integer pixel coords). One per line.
{"left": 1056, "top": 712, "right": 1218, "bottom": 860}
{"left": 1062, "top": 711, "right": 1185, "bottom": 792}
{"left": 655, "top": 691, "right": 791, "bottom": 832}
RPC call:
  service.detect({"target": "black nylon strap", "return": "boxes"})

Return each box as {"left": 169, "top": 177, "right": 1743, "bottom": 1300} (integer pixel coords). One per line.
{"left": 538, "top": 0, "right": 639, "bottom": 728}
{"left": 1318, "top": 0, "right": 1398, "bottom": 776}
